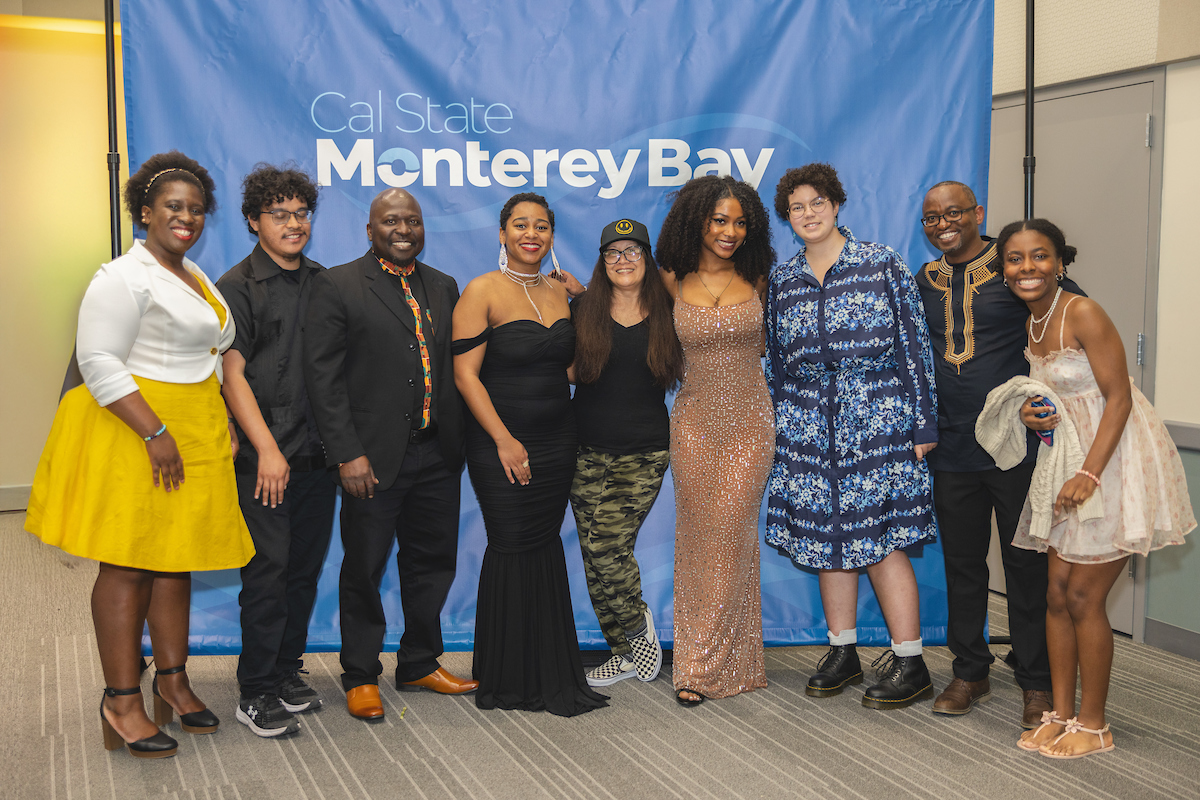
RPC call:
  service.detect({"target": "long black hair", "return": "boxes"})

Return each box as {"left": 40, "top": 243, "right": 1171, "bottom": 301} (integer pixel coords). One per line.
{"left": 654, "top": 175, "right": 775, "bottom": 283}
{"left": 573, "top": 248, "right": 682, "bottom": 389}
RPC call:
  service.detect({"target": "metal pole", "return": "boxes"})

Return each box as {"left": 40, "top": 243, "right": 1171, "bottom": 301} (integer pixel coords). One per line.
{"left": 104, "top": 0, "right": 121, "bottom": 259}
{"left": 1023, "top": 0, "right": 1035, "bottom": 219}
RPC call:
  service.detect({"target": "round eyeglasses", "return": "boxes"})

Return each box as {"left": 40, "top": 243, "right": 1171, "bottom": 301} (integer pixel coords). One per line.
{"left": 788, "top": 197, "right": 828, "bottom": 217}
{"left": 602, "top": 245, "right": 644, "bottom": 264}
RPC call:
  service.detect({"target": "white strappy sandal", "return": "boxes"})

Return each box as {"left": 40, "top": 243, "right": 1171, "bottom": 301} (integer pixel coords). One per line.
{"left": 1039, "top": 716, "right": 1116, "bottom": 759}
{"left": 1017, "top": 710, "right": 1063, "bottom": 751}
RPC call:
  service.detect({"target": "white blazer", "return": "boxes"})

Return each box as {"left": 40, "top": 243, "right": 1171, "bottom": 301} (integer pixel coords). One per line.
{"left": 76, "top": 239, "right": 236, "bottom": 407}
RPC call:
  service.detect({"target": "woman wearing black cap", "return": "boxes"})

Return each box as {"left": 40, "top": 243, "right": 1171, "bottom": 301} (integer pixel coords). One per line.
{"left": 569, "top": 219, "right": 682, "bottom": 688}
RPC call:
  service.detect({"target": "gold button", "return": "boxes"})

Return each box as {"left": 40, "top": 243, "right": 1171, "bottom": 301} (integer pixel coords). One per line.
{"left": 210, "top": 347, "right": 218, "bottom": 355}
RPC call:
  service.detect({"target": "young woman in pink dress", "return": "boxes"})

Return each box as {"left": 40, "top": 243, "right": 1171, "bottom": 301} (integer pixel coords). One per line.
{"left": 999, "top": 218, "right": 1194, "bottom": 759}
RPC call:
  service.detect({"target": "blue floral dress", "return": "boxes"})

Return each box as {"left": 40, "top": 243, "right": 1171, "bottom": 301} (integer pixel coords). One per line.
{"left": 765, "top": 227, "right": 938, "bottom": 570}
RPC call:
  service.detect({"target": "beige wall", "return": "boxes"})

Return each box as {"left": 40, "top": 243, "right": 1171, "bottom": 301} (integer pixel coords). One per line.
{"left": 1155, "top": 60, "right": 1200, "bottom": 426}
{"left": 0, "top": 16, "right": 129, "bottom": 507}
{"left": 994, "top": 0, "right": 1200, "bottom": 94}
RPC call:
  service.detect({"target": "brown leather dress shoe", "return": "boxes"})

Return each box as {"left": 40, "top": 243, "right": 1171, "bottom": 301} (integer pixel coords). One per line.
{"left": 398, "top": 667, "right": 479, "bottom": 695}
{"left": 932, "top": 677, "right": 992, "bottom": 715}
{"left": 346, "top": 685, "right": 384, "bottom": 719}
{"left": 1021, "top": 689, "right": 1054, "bottom": 729}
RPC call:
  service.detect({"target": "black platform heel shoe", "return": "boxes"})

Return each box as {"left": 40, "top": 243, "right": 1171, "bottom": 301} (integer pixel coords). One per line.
{"left": 152, "top": 665, "right": 220, "bottom": 734}
{"left": 100, "top": 688, "right": 178, "bottom": 758}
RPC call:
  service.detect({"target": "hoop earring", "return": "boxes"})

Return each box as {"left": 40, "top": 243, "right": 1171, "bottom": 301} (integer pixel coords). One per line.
{"left": 498, "top": 243, "right": 508, "bottom": 268}
{"left": 1057, "top": 272, "right": 1064, "bottom": 283}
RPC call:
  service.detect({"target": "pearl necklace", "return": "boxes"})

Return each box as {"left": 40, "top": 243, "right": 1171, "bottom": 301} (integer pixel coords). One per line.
{"left": 1029, "top": 286, "right": 1062, "bottom": 344}
{"left": 500, "top": 264, "right": 545, "bottom": 324}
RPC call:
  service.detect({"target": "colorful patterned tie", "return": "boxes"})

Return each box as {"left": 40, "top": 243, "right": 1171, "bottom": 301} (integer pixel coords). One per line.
{"left": 377, "top": 257, "right": 432, "bottom": 430}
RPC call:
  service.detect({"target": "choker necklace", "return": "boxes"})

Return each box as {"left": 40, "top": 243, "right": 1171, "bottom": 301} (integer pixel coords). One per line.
{"left": 500, "top": 264, "right": 545, "bottom": 323}
{"left": 1029, "top": 285, "right": 1062, "bottom": 344}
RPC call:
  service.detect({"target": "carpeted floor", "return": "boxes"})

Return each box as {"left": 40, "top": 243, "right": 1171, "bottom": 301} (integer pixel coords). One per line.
{"left": 3, "top": 510, "right": 1199, "bottom": 800}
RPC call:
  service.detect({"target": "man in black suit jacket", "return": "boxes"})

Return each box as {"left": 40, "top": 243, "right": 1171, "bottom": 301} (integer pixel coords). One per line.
{"left": 304, "top": 188, "right": 476, "bottom": 720}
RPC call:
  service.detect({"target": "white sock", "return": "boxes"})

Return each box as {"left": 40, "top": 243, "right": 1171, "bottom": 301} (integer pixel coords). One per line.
{"left": 892, "top": 638, "right": 923, "bottom": 657}
{"left": 828, "top": 629, "right": 857, "bottom": 646}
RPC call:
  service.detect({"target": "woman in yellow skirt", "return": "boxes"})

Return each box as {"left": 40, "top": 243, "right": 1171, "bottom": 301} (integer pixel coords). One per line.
{"left": 26, "top": 151, "right": 255, "bottom": 758}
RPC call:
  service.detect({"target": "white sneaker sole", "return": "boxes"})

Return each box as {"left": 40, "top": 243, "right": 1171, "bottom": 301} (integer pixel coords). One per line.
{"left": 586, "top": 667, "right": 639, "bottom": 688}
{"left": 236, "top": 706, "right": 300, "bottom": 738}
{"left": 280, "top": 696, "right": 321, "bottom": 713}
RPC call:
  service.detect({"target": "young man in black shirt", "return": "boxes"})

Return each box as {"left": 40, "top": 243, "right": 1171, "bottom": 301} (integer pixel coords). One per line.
{"left": 218, "top": 165, "right": 335, "bottom": 737}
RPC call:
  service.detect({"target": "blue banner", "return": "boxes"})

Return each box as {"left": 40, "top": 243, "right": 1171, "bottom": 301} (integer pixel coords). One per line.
{"left": 121, "top": 0, "right": 994, "bottom": 653}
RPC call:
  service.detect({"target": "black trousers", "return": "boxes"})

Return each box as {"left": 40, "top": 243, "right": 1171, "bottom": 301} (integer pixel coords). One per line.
{"left": 338, "top": 438, "right": 461, "bottom": 690}
{"left": 933, "top": 463, "right": 1050, "bottom": 690}
{"left": 237, "top": 468, "right": 337, "bottom": 698}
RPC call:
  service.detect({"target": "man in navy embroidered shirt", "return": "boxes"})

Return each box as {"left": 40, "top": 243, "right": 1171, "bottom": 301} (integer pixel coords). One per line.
{"left": 915, "top": 181, "right": 1081, "bottom": 730}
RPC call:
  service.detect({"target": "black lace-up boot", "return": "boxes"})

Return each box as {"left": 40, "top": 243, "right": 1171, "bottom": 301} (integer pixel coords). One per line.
{"left": 806, "top": 645, "right": 863, "bottom": 697}
{"left": 861, "top": 650, "right": 933, "bottom": 709}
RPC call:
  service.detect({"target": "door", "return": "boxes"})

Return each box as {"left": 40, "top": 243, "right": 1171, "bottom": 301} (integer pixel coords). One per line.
{"left": 985, "top": 72, "right": 1163, "bottom": 638}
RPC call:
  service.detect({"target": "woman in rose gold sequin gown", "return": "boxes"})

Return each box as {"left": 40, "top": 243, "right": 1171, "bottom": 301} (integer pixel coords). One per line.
{"left": 655, "top": 176, "right": 776, "bottom": 703}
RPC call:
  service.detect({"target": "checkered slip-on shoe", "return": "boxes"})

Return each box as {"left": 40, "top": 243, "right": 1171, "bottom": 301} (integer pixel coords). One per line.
{"left": 586, "top": 653, "right": 638, "bottom": 687}
{"left": 628, "top": 608, "right": 663, "bottom": 682}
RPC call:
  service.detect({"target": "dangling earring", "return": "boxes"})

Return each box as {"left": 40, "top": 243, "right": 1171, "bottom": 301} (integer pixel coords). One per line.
{"left": 550, "top": 246, "right": 562, "bottom": 278}
{"left": 1002, "top": 278, "right": 1008, "bottom": 287}
{"left": 1057, "top": 271, "right": 1064, "bottom": 283}
{"left": 498, "top": 243, "right": 508, "bottom": 269}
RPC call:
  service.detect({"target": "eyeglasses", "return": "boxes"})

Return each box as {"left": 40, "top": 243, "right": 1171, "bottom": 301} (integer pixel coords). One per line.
{"left": 920, "top": 207, "right": 977, "bottom": 227}
{"left": 259, "top": 208, "right": 313, "bottom": 225}
{"left": 602, "top": 245, "right": 644, "bottom": 264}
{"left": 788, "top": 197, "right": 828, "bottom": 217}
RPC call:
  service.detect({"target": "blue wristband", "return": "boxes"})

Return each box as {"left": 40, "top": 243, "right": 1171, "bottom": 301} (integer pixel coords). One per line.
{"left": 143, "top": 424, "right": 167, "bottom": 442}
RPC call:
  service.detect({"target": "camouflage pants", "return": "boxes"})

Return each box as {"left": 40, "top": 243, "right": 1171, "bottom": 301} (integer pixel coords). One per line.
{"left": 569, "top": 446, "right": 670, "bottom": 655}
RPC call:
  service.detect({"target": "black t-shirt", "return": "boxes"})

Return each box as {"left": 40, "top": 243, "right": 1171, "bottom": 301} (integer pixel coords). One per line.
{"left": 573, "top": 319, "right": 670, "bottom": 454}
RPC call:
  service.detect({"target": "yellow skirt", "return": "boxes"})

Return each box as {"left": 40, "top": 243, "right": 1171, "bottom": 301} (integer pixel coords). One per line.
{"left": 26, "top": 374, "right": 255, "bottom": 572}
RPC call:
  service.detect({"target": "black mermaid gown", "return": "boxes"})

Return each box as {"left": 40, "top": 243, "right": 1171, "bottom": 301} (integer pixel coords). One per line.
{"left": 454, "top": 318, "right": 608, "bottom": 716}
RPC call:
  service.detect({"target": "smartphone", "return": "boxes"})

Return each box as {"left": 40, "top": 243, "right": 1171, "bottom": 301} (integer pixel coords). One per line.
{"left": 1030, "top": 397, "right": 1055, "bottom": 446}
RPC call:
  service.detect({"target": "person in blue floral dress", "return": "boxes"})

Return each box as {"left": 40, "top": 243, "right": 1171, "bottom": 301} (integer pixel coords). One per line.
{"left": 765, "top": 163, "right": 939, "bottom": 710}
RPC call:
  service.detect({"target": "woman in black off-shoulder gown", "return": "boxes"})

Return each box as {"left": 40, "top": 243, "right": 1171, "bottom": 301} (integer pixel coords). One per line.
{"left": 452, "top": 193, "right": 607, "bottom": 716}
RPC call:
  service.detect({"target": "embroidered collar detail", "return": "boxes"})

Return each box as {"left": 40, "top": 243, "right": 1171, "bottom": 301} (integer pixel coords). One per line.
{"left": 922, "top": 241, "right": 999, "bottom": 370}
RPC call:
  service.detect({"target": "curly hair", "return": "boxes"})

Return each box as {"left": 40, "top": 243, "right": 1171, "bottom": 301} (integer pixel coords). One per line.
{"left": 572, "top": 246, "right": 682, "bottom": 390}
{"left": 654, "top": 175, "right": 775, "bottom": 283}
{"left": 499, "top": 192, "right": 554, "bottom": 230}
{"left": 124, "top": 151, "right": 216, "bottom": 230}
{"left": 239, "top": 162, "right": 319, "bottom": 235}
{"left": 773, "top": 163, "right": 847, "bottom": 221}
{"left": 996, "top": 218, "right": 1078, "bottom": 268}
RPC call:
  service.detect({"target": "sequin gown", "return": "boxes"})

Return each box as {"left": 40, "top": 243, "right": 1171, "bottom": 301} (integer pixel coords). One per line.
{"left": 456, "top": 319, "right": 608, "bottom": 716}
{"left": 670, "top": 296, "right": 773, "bottom": 698}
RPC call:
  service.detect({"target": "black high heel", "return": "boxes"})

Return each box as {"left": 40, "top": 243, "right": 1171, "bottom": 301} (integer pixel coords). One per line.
{"left": 100, "top": 688, "right": 178, "bottom": 758}
{"left": 152, "top": 665, "right": 220, "bottom": 734}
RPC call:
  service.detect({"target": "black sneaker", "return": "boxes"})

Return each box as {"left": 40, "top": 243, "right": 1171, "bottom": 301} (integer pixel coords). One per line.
{"left": 861, "top": 650, "right": 934, "bottom": 710}
{"left": 278, "top": 670, "right": 321, "bottom": 713}
{"left": 806, "top": 644, "right": 863, "bottom": 697}
{"left": 236, "top": 694, "right": 300, "bottom": 738}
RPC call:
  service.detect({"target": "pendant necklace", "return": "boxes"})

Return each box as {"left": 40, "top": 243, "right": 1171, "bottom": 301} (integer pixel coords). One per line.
{"left": 500, "top": 263, "right": 545, "bottom": 323}
{"left": 699, "top": 271, "right": 736, "bottom": 306}
{"left": 1029, "top": 285, "right": 1062, "bottom": 344}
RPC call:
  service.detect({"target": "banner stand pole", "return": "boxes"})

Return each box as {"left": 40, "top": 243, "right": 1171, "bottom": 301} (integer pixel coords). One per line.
{"left": 104, "top": 0, "right": 121, "bottom": 260}
{"left": 1023, "top": 0, "right": 1036, "bottom": 219}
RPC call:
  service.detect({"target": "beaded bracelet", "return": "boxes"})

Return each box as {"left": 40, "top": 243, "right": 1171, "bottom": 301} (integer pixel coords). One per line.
{"left": 143, "top": 424, "right": 167, "bottom": 442}
{"left": 1076, "top": 468, "right": 1100, "bottom": 487}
